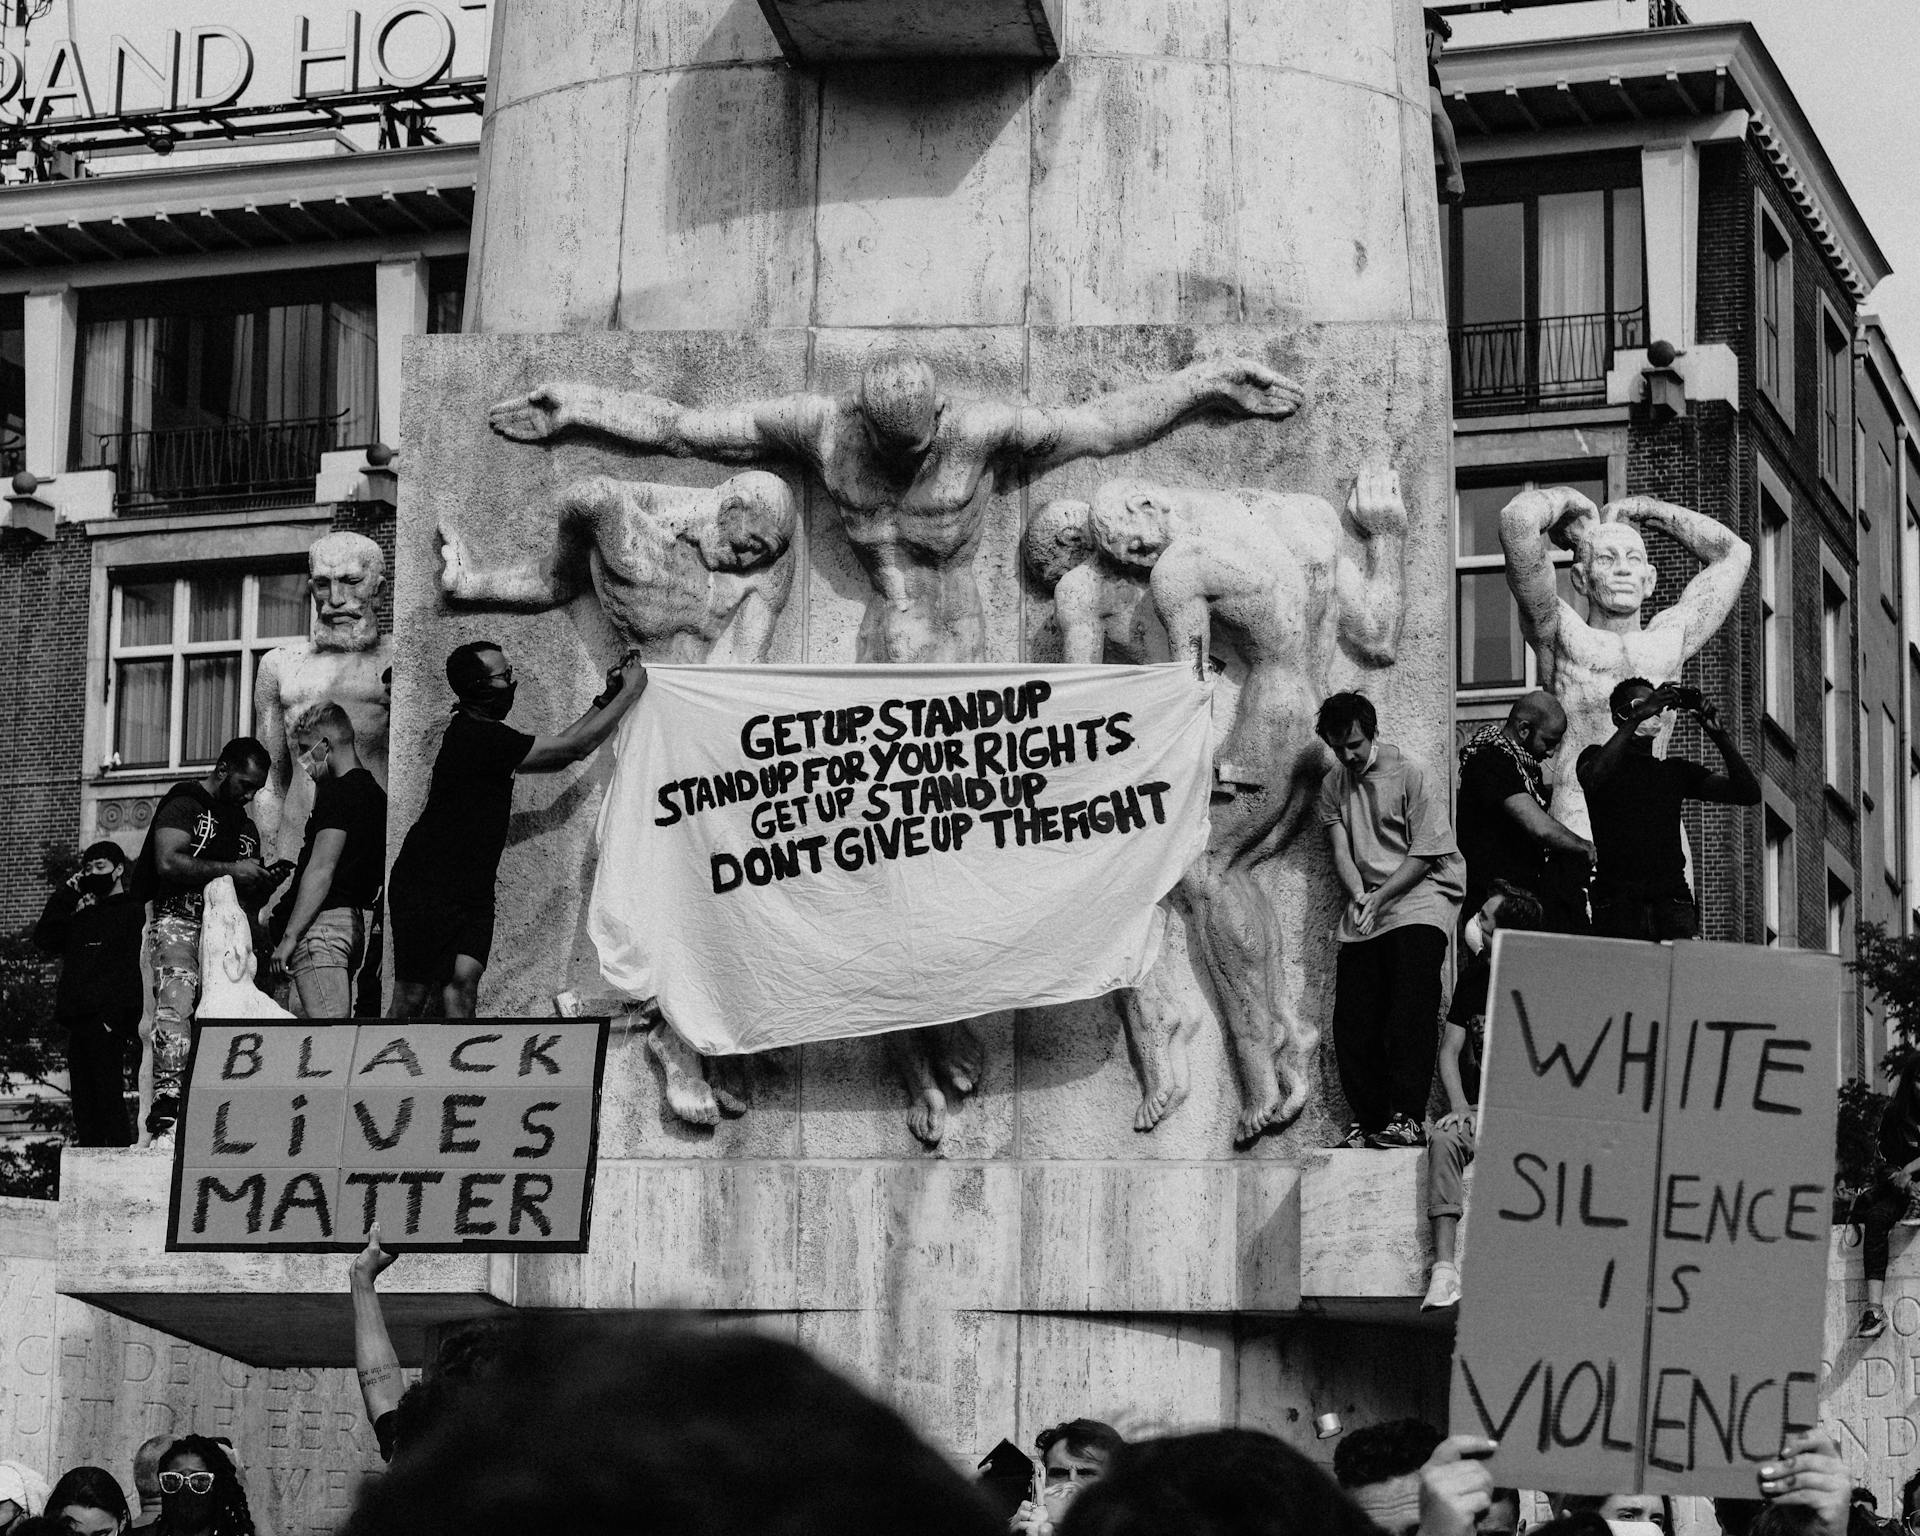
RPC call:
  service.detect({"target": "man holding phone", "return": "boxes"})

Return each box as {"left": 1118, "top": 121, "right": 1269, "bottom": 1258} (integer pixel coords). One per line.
{"left": 1575, "top": 677, "right": 1760, "bottom": 942}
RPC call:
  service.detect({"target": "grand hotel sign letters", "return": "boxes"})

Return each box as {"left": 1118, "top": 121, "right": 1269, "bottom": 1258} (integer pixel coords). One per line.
{"left": 0, "top": 0, "right": 491, "bottom": 123}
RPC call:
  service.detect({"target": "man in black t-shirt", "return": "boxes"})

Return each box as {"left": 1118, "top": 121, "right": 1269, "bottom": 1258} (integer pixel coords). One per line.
{"left": 271, "top": 702, "right": 387, "bottom": 1019}
{"left": 387, "top": 639, "right": 647, "bottom": 1018}
{"left": 131, "top": 736, "right": 278, "bottom": 1133}
{"left": 1575, "top": 677, "right": 1761, "bottom": 941}
{"left": 1454, "top": 690, "right": 1592, "bottom": 929}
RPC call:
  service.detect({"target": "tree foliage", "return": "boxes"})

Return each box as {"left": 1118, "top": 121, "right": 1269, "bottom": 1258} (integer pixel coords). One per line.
{"left": 1852, "top": 920, "right": 1920, "bottom": 1079}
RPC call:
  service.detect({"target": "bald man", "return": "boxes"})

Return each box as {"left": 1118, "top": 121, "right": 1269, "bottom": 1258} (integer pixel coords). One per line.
{"left": 1454, "top": 690, "right": 1593, "bottom": 931}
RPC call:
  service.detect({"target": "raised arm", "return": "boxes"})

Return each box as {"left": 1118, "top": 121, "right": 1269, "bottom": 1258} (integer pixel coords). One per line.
{"left": 1498, "top": 486, "right": 1599, "bottom": 657}
{"left": 1012, "top": 355, "right": 1304, "bottom": 473}
{"left": 350, "top": 1226, "right": 404, "bottom": 1430}
{"left": 1612, "top": 496, "right": 1753, "bottom": 658}
{"left": 1336, "top": 468, "right": 1409, "bottom": 667}
{"left": 488, "top": 381, "right": 826, "bottom": 466}
{"left": 1690, "top": 700, "right": 1762, "bottom": 806}
{"left": 518, "top": 653, "right": 649, "bottom": 772}
{"left": 441, "top": 504, "right": 591, "bottom": 612}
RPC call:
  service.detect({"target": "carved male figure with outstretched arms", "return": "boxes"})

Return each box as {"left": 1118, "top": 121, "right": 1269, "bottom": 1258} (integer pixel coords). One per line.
{"left": 1499, "top": 488, "right": 1750, "bottom": 840}
{"left": 1071, "top": 468, "right": 1409, "bottom": 1140}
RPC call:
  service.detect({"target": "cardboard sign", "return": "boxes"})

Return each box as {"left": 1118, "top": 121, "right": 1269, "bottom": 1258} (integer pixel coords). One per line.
{"left": 167, "top": 1020, "right": 609, "bottom": 1253}
{"left": 1451, "top": 934, "right": 1838, "bottom": 1497}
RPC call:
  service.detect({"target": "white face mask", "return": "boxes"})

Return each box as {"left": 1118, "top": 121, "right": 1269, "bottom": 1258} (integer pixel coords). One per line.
{"left": 1606, "top": 1521, "right": 1664, "bottom": 1536}
{"left": 1465, "top": 914, "right": 1489, "bottom": 955}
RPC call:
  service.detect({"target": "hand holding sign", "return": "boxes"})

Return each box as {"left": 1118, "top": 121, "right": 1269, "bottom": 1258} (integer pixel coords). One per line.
{"left": 1418, "top": 1436, "right": 1497, "bottom": 1536}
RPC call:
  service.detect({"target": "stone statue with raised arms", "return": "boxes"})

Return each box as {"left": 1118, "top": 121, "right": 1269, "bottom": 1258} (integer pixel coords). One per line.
{"left": 1499, "top": 489, "right": 1751, "bottom": 840}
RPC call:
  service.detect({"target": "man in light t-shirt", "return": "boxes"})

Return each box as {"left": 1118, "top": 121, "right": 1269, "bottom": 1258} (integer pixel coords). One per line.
{"left": 1316, "top": 692, "right": 1465, "bottom": 1151}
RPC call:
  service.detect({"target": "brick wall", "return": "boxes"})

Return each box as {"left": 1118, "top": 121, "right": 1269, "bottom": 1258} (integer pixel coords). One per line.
{"left": 0, "top": 523, "right": 90, "bottom": 932}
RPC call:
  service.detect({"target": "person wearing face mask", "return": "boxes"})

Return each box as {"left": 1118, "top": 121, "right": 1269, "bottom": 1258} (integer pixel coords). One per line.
{"left": 1575, "top": 678, "right": 1759, "bottom": 942}
{"left": 387, "top": 640, "right": 648, "bottom": 1019}
{"left": 149, "top": 1440, "right": 251, "bottom": 1536}
{"left": 33, "top": 843, "right": 146, "bottom": 1146}
{"left": 268, "top": 703, "right": 387, "bottom": 1019}
{"left": 1422, "top": 880, "right": 1546, "bottom": 1311}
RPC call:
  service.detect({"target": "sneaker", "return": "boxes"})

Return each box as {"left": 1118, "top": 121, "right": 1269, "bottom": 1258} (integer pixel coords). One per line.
{"left": 1859, "top": 1305, "right": 1888, "bottom": 1339}
{"left": 1369, "top": 1114, "right": 1427, "bottom": 1149}
{"left": 1422, "top": 1261, "right": 1462, "bottom": 1311}
{"left": 1338, "top": 1122, "right": 1370, "bottom": 1150}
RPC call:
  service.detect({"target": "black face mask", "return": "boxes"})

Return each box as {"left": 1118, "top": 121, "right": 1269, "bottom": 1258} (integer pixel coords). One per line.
{"left": 78, "top": 873, "right": 115, "bottom": 898}
{"left": 463, "top": 682, "right": 517, "bottom": 720}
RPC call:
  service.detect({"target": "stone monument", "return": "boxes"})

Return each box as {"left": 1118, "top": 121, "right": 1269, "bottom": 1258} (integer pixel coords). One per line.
{"left": 253, "top": 531, "right": 394, "bottom": 865}
{"left": 1498, "top": 488, "right": 1751, "bottom": 840}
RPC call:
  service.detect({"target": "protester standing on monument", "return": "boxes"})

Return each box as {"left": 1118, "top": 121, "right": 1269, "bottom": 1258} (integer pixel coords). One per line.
{"left": 126, "top": 1440, "right": 172, "bottom": 1534}
{"left": 1454, "top": 691, "right": 1592, "bottom": 932}
{"left": 268, "top": 703, "right": 387, "bottom": 1019}
{"left": 44, "top": 1468, "right": 130, "bottom": 1536}
{"left": 131, "top": 738, "right": 279, "bottom": 1135}
{"left": 387, "top": 641, "right": 647, "bottom": 1018}
{"left": 0, "top": 1465, "right": 49, "bottom": 1534}
{"left": 1848, "top": 1053, "right": 1920, "bottom": 1338}
{"left": 1575, "top": 679, "right": 1760, "bottom": 942}
{"left": 32, "top": 842, "right": 145, "bottom": 1146}
{"left": 1316, "top": 693, "right": 1466, "bottom": 1150}
{"left": 1422, "top": 880, "right": 1546, "bottom": 1312}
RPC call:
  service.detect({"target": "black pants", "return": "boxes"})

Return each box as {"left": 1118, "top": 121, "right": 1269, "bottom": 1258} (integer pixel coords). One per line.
{"left": 62, "top": 1008, "right": 139, "bottom": 1147}
{"left": 1853, "top": 1178, "right": 1909, "bottom": 1283}
{"left": 1333, "top": 924, "right": 1449, "bottom": 1131}
{"left": 1592, "top": 893, "right": 1699, "bottom": 942}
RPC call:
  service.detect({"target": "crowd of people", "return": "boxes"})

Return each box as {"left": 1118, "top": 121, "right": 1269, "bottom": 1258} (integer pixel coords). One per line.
{"left": 1, "top": 1434, "right": 258, "bottom": 1536}
{"left": 1312, "top": 679, "right": 1760, "bottom": 1309}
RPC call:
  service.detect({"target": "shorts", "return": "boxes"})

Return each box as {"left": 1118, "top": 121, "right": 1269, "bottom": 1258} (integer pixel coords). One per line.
{"left": 389, "top": 886, "right": 496, "bottom": 984}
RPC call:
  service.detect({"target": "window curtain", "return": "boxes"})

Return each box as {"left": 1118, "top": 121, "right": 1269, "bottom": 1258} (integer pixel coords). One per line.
{"left": 1537, "top": 191, "right": 1606, "bottom": 394}
{"left": 330, "top": 298, "right": 378, "bottom": 446}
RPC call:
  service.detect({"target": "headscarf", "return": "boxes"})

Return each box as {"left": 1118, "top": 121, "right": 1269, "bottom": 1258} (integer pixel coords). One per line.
{"left": 0, "top": 1462, "right": 51, "bottom": 1522}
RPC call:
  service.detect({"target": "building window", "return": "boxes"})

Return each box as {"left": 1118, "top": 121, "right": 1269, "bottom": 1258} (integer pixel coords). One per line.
{"left": 1764, "top": 810, "right": 1794, "bottom": 948}
{"left": 1441, "top": 173, "right": 1645, "bottom": 414}
{"left": 428, "top": 256, "right": 468, "bottom": 335}
{"left": 1868, "top": 442, "right": 1898, "bottom": 606}
{"left": 73, "top": 269, "right": 378, "bottom": 514}
{"left": 1885, "top": 705, "right": 1901, "bottom": 881}
{"left": 1822, "top": 575, "right": 1851, "bottom": 795}
{"left": 0, "top": 294, "right": 21, "bottom": 479}
{"left": 108, "top": 568, "right": 309, "bottom": 772}
{"left": 1454, "top": 466, "right": 1602, "bottom": 692}
{"left": 1820, "top": 307, "right": 1850, "bottom": 489}
{"left": 1828, "top": 872, "right": 1852, "bottom": 957}
{"left": 1757, "top": 204, "right": 1793, "bottom": 416}
{"left": 1760, "top": 492, "right": 1792, "bottom": 727}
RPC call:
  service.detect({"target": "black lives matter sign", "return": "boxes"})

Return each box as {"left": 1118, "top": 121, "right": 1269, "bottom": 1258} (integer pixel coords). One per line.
{"left": 1452, "top": 936, "right": 1839, "bottom": 1497}
{"left": 167, "top": 1020, "right": 608, "bottom": 1252}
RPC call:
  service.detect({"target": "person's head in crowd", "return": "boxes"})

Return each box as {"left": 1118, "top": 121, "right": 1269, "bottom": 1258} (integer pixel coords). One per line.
{"left": 445, "top": 641, "right": 516, "bottom": 722}
{"left": 210, "top": 739, "right": 271, "bottom": 807}
{"left": 1331, "top": 1418, "right": 1445, "bottom": 1536}
{"left": 289, "top": 702, "right": 360, "bottom": 784}
{"left": 75, "top": 842, "right": 127, "bottom": 900}
{"left": 1903, "top": 1468, "right": 1920, "bottom": 1532}
{"left": 1316, "top": 692, "right": 1380, "bottom": 775}
{"left": 1056, "top": 1428, "right": 1382, "bottom": 1536}
{"left": 10, "top": 1519, "right": 70, "bottom": 1536}
{"left": 1035, "top": 1420, "right": 1125, "bottom": 1508}
{"left": 1747, "top": 1505, "right": 1824, "bottom": 1536}
{"left": 1555, "top": 1492, "right": 1670, "bottom": 1533}
{"left": 384, "top": 1316, "right": 513, "bottom": 1463}
{"left": 154, "top": 1437, "right": 251, "bottom": 1536}
{"left": 1506, "top": 690, "right": 1568, "bottom": 763}
{"left": 1608, "top": 677, "right": 1665, "bottom": 742}
{"left": 129, "top": 1439, "right": 173, "bottom": 1527}
{"left": 1716, "top": 1497, "right": 1767, "bottom": 1536}
{"left": 0, "top": 1464, "right": 50, "bottom": 1533}
{"left": 1526, "top": 1517, "right": 1607, "bottom": 1536}
{"left": 1482, "top": 1486, "right": 1523, "bottom": 1536}
{"left": 46, "top": 1468, "right": 130, "bottom": 1536}
{"left": 344, "top": 1313, "right": 1002, "bottom": 1536}
{"left": 1466, "top": 878, "right": 1547, "bottom": 956}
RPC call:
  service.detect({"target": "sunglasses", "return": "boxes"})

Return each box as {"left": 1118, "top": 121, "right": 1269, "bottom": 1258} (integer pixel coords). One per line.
{"left": 158, "top": 1472, "right": 215, "bottom": 1495}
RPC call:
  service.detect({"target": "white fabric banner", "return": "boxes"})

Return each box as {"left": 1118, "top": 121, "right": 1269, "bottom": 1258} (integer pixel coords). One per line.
{"left": 589, "top": 663, "right": 1213, "bottom": 1054}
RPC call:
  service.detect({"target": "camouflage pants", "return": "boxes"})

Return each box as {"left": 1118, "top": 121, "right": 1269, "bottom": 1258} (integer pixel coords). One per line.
{"left": 149, "top": 909, "right": 201, "bottom": 1114}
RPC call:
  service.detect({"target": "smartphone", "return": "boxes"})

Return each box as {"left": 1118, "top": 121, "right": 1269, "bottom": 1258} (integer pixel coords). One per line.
{"left": 1030, "top": 1463, "right": 1047, "bottom": 1512}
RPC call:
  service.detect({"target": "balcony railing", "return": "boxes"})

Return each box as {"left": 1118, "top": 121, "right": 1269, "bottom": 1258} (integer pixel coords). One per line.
{"left": 1449, "top": 307, "right": 1647, "bottom": 416}
{"left": 85, "top": 413, "right": 351, "bottom": 514}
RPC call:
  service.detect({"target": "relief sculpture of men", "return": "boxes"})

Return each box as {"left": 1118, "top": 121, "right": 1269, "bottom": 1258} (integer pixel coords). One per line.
{"left": 253, "top": 531, "right": 394, "bottom": 863}
{"left": 489, "top": 350, "right": 1304, "bottom": 1144}
{"left": 1033, "top": 469, "right": 1408, "bottom": 1139}
{"left": 441, "top": 469, "right": 799, "bottom": 1126}
{"left": 1499, "top": 489, "right": 1751, "bottom": 840}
